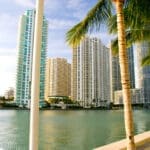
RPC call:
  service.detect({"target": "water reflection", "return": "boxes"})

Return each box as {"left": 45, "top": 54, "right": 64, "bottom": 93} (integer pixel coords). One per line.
{"left": 0, "top": 110, "right": 29, "bottom": 150}
{"left": 0, "top": 109, "right": 149, "bottom": 150}
{"left": 133, "top": 110, "right": 150, "bottom": 134}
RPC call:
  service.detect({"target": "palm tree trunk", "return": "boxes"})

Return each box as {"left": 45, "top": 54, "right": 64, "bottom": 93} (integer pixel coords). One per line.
{"left": 113, "top": 0, "right": 136, "bottom": 149}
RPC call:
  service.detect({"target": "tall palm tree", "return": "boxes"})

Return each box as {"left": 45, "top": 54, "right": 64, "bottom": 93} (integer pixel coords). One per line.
{"left": 109, "top": 1, "right": 150, "bottom": 65}
{"left": 114, "top": 1, "right": 135, "bottom": 149}
{"left": 66, "top": 0, "right": 150, "bottom": 149}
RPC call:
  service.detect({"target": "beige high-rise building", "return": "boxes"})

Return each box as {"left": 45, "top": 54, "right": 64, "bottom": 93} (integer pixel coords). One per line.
{"left": 45, "top": 58, "right": 71, "bottom": 100}
{"left": 71, "top": 47, "right": 77, "bottom": 101}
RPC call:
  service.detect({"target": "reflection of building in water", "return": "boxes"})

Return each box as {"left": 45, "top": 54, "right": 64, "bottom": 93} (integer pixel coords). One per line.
{"left": 135, "top": 42, "right": 150, "bottom": 105}
{"left": 135, "top": 121, "right": 146, "bottom": 134}
{"left": 71, "top": 37, "right": 111, "bottom": 107}
{"left": 114, "top": 89, "right": 143, "bottom": 105}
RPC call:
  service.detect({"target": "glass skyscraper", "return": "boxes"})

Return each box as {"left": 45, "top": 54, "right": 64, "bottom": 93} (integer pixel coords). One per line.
{"left": 136, "top": 42, "right": 150, "bottom": 105}
{"left": 111, "top": 46, "right": 135, "bottom": 103}
{"left": 15, "top": 10, "right": 48, "bottom": 107}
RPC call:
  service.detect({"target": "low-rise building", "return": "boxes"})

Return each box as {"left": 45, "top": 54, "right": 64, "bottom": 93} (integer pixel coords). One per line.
{"left": 4, "top": 87, "right": 14, "bottom": 100}
{"left": 114, "top": 89, "right": 143, "bottom": 105}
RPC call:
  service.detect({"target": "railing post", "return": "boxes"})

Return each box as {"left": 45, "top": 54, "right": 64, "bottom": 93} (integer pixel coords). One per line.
{"left": 29, "top": 0, "right": 44, "bottom": 150}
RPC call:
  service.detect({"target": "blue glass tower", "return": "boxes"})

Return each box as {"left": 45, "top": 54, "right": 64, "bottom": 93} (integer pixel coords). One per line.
{"left": 15, "top": 10, "right": 48, "bottom": 107}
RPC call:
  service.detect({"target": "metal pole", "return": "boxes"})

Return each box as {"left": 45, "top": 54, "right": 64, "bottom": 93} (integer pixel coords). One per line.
{"left": 29, "top": 0, "right": 44, "bottom": 150}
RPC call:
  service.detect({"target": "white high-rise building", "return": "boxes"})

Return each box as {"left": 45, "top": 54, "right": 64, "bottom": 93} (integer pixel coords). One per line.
{"left": 15, "top": 10, "right": 48, "bottom": 107}
{"left": 72, "top": 37, "right": 110, "bottom": 107}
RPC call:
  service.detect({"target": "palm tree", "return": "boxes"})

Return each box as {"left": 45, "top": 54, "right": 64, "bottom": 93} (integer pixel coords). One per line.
{"left": 114, "top": 1, "right": 135, "bottom": 149}
{"left": 109, "top": 1, "right": 150, "bottom": 65}
{"left": 66, "top": 0, "right": 149, "bottom": 149}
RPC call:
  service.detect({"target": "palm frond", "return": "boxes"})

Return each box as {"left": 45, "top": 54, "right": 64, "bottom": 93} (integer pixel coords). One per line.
{"left": 142, "top": 55, "right": 150, "bottom": 66}
{"left": 66, "top": 0, "right": 112, "bottom": 47}
{"left": 111, "top": 37, "right": 118, "bottom": 55}
{"left": 126, "top": 0, "right": 150, "bottom": 19}
{"left": 126, "top": 28, "right": 150, "bottom": 46}
{"left": 108, "top": 10, "right": 149, "bottom": 35}
{"left": 124, "top": 0, "right": 150, "bottom": 29}
{"left": 111, "top": 28, "right": 150, "bottom": 55}
{"left": 109, "top": 0, "right": 150, "bottom": 34}
{"left": 108, "top": 14, "right": 117, "bottom": 34}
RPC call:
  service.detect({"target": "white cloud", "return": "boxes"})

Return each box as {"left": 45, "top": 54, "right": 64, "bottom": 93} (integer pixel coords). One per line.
{"left": 45, "top": 0, "right": 61, "bottom": 11}
{"left": 0, "top": 48, "right": 16, "bottom": 56}
{"left": 0, "top": 12, "right": 18, "bottom": 95}
{"left": 48, "top": 49, "right": 71, "bottom": 57}
{"left": 14, "top": 0, "right": 35, "bottom": 8}
{"left": 72, "top": 11, "right": 86, "bottom": 20}
{"left": 67, "top": 0, "right": 86, "bottom": 9}
{"left": 0, "top": 54, "right": 17, "bottom": 95}
{"left": 66, "top": 0, "right": 89, "bottom": 19}
{"left": 0, "top": 14, "right": 17, "bottom": 27}
{"left": 48, "top": 19, "right": 75, "bottom": 30}
{"left": 0, "top": 13, "right": 18, "bottom": 47}
{"left": 0, "top": 55, "right": 16, "bottom": 72}
{"left": 0, "top": 72, "right": 15, "bottom": 96}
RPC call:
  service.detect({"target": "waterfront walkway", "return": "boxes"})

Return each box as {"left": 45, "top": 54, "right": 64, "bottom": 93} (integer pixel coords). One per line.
{"left": 137, "top": 142, "right": 150, "bottom": 150}
{"left": 94, "top": 131, "right": 150, "bottom": 150}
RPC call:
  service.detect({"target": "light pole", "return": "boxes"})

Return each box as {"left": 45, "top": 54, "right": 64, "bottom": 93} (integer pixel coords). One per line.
{"left": 29, "top": 0, "right": 44, "bottom": 150}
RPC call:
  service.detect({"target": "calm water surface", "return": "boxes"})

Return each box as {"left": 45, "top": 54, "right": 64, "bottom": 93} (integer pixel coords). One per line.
{"left": 0, "top": 109, "right": 149, "bottom": 150}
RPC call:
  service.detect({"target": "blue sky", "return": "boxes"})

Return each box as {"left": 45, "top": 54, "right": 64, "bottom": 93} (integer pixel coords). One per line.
{"left": 0, "top": 0, "right": 112, "bottom": 95}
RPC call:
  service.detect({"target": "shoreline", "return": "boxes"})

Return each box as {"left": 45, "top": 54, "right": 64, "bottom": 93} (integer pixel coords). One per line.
{"left": 0, "top": 106, "right": 148, "bottom": 111}
{"left": 1, "top": 102, "right": 149, "bottom": 110}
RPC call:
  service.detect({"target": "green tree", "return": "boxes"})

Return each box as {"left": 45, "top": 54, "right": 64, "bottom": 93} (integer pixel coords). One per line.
{"left": 66, "top": 0, "right": 149, "bottom": 149}
{"left": 0, "top": 96, "right": 5, "bottom": 102}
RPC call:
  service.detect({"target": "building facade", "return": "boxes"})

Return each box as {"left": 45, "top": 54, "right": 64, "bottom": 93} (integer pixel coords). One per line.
{"left": 136, "top": 42, "right": 150, "bottom": 105}
{"left": 114, "top": 89, "right": 143, "bottom": 105}
{"left": 45, "top": 58, "right": 71, "bottom": 100}
{"left": 72, "top": 37, "right": 111, "bottom": 107}
{"left": 4, "top": 87, "right": 14, "bottom": 100}
{"left": 111, "top": 46, "right": 136, "bottom": 103}
{"left": 15, "top": 10, "right": 48, "bottom": 107}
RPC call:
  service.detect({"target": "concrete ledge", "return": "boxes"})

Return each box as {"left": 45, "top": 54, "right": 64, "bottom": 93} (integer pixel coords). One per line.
{"left": 94, "top": 131, "right": 150, "bottom": 150}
